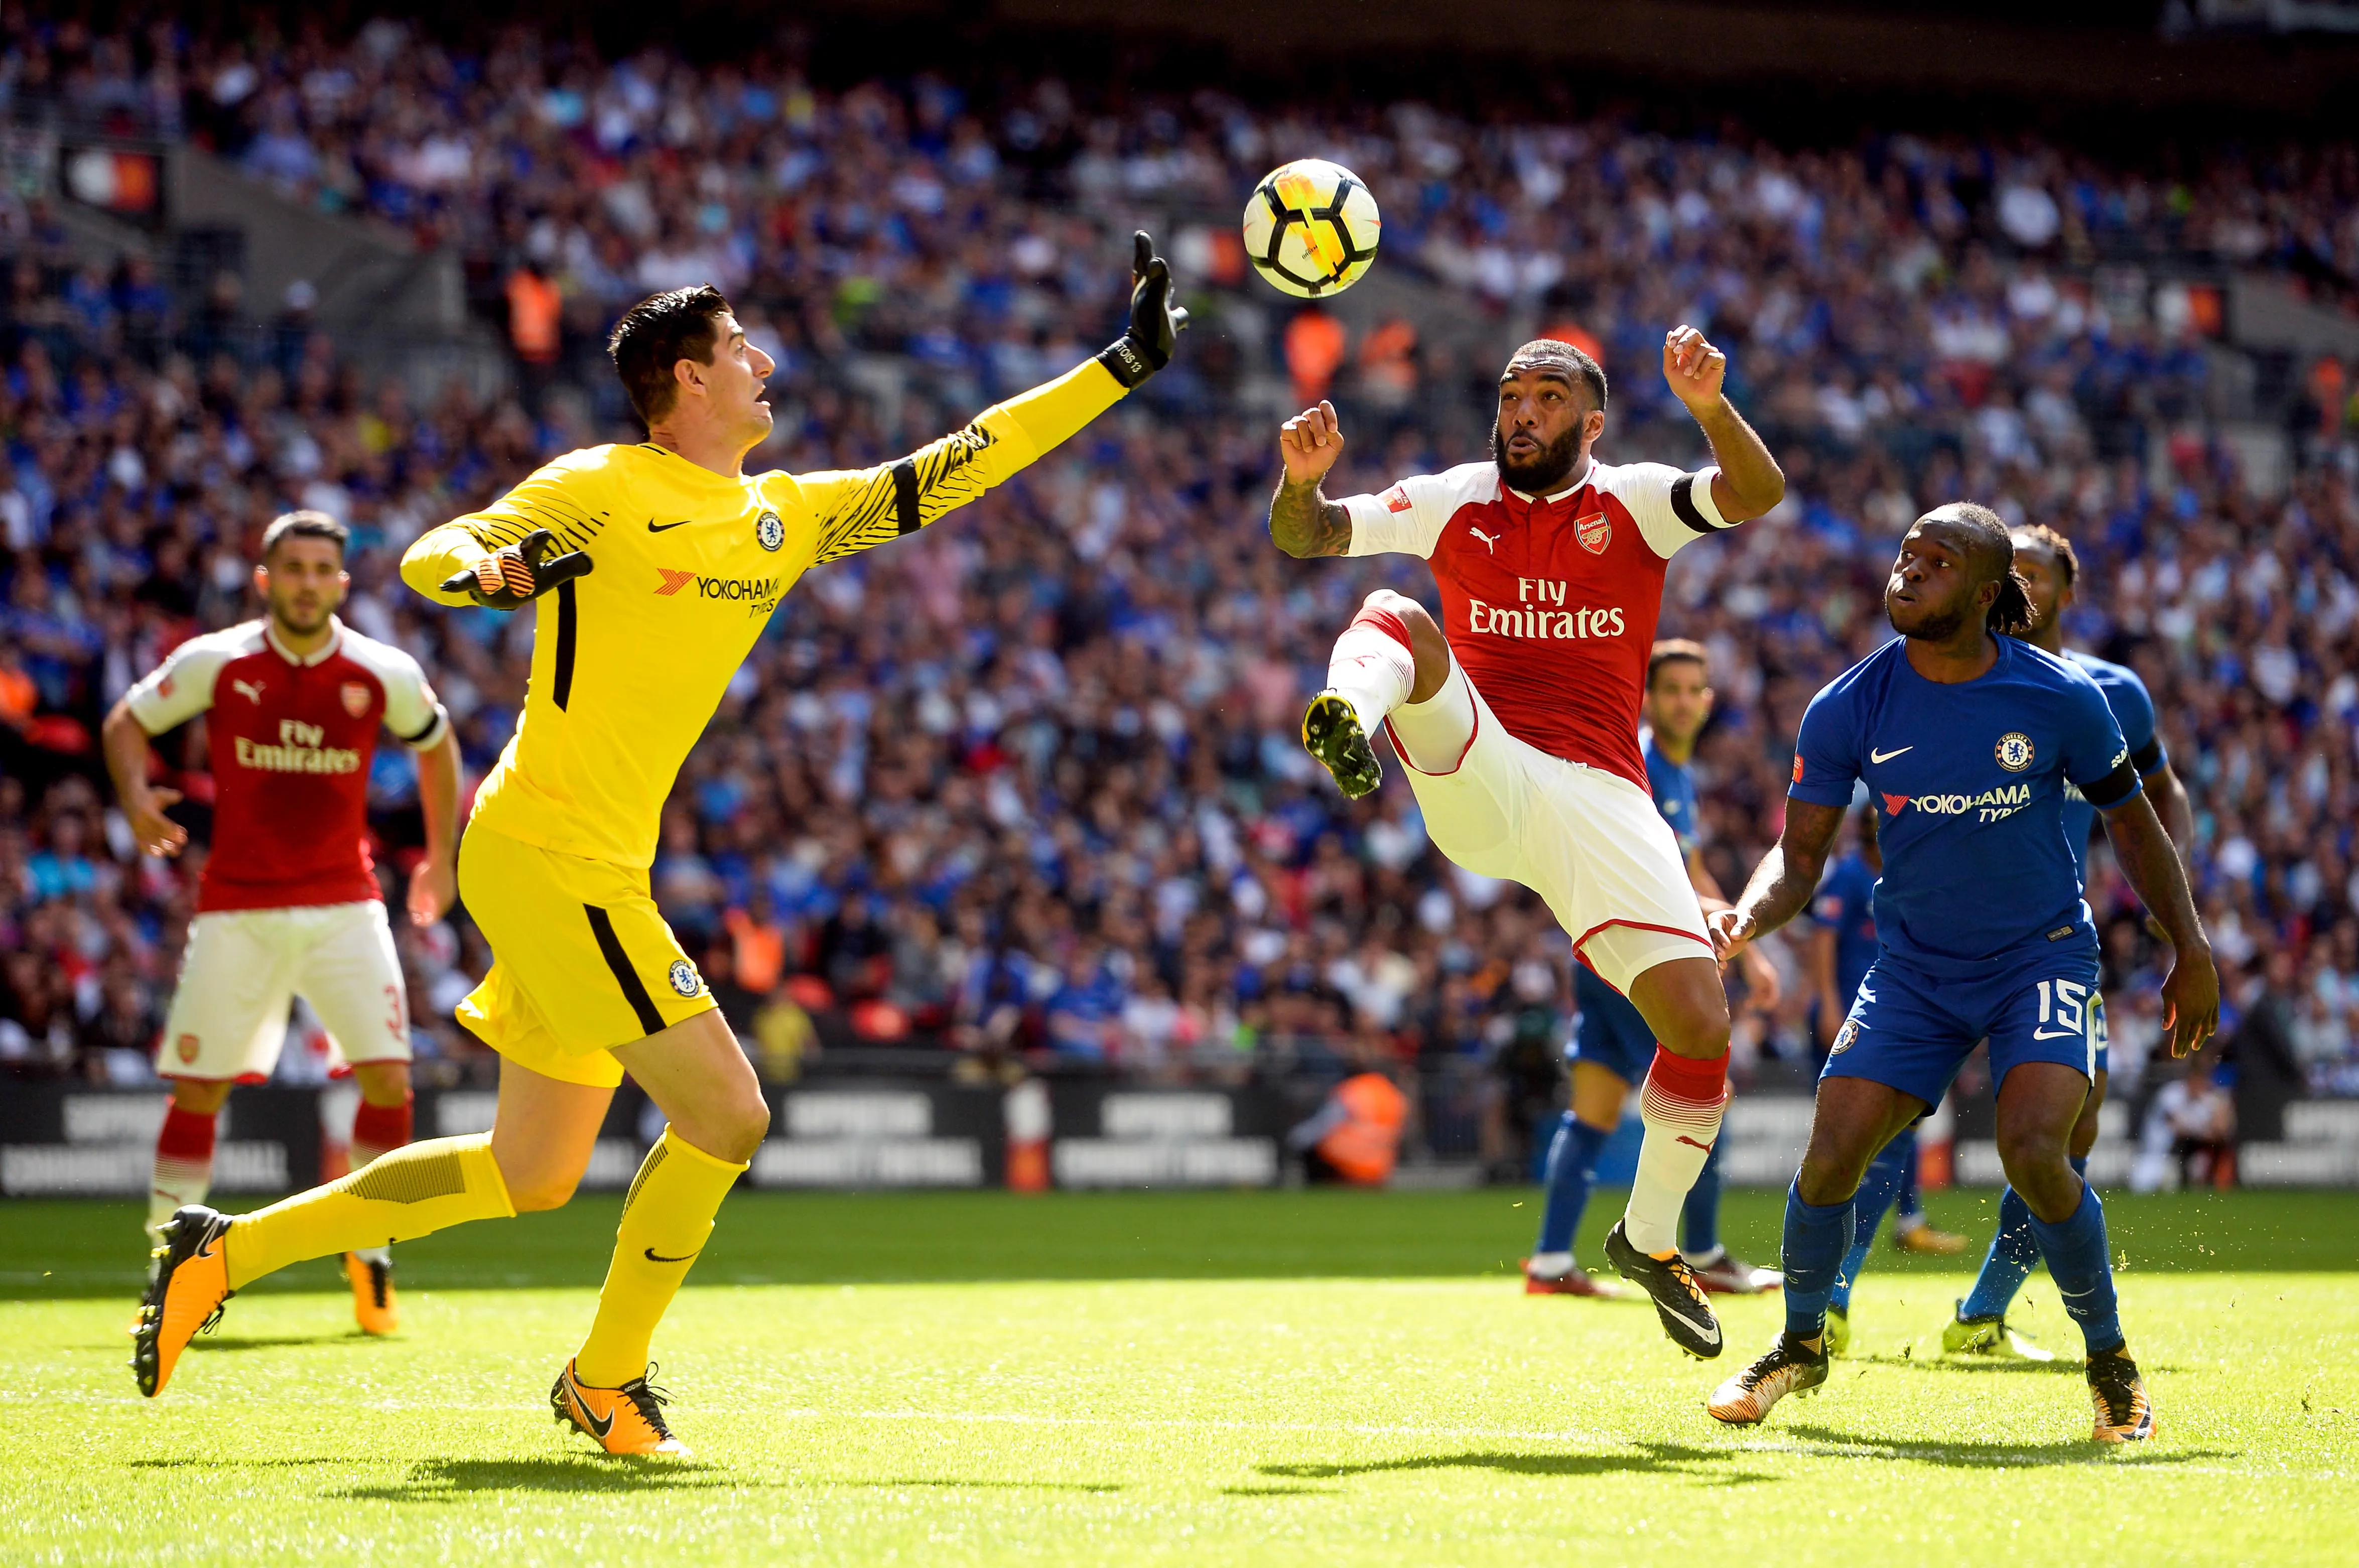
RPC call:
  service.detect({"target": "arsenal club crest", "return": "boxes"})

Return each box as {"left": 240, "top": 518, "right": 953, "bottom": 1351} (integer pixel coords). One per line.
{"left": 340, "top": 681, "right": 372, "bottom": 718}
{"left": 1575, "top": 510, "right": 1612, "bottom": 555}
{"left": 176, "top": 1033, "right": 199, "bottom": 1064}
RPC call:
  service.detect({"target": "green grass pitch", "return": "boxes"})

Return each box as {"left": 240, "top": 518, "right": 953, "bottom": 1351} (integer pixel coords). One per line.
{"left": 5, "top": 1187, "right": 2356, "bottom": 1565}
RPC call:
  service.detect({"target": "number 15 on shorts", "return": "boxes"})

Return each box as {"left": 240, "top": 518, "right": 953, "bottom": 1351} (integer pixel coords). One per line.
{"left": 2033, "top": 978, "right": 2088, "bottom": 1041}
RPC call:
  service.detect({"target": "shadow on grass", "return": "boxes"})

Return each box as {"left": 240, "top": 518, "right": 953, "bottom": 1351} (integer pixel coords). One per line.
{"left": 329, "top": 1456, "right": 750, "bottom": 1501}
{"left": 1222, "top": 1483, "right": 1341, "bottom": 1496}
{"left": 844, "top": 1477, "right": 1121, "bottom": 1493}
{"left": 1259, "top": 1444, "right": 1774, "bottom": 1487}
{"left": 1773, "top": 1425, "right": 2236, "bottom": 1468}
{"left": 1848, "top": 1353, "right": 2190, "bottom": 1378}
{"left": 132, "top": 1457, "right": 357, "bottom": 1470}
{"left": 187, "top": 1333, "right": 353, "bottom": 1353}
{"left": 1848, "top": 1352, "right": 2079, "bottom": 1376}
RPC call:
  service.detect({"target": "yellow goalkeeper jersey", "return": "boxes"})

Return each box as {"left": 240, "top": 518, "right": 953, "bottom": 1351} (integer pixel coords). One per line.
{"left": 401, "top": 358, "right": 1127, "bottom": 868}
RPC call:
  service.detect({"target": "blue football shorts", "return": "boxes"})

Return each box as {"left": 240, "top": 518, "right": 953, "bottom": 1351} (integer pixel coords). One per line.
{"left": 1823, "top": 948, "right": 2105, "bottom": 1110}
{"left": 1572, "top": 965, "right": 1657, "bottom": 1084}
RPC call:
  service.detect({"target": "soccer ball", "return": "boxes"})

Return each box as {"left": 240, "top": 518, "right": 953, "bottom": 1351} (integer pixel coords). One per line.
{"left": 1242, "top": 159, "right": 1380, "bottom": 299}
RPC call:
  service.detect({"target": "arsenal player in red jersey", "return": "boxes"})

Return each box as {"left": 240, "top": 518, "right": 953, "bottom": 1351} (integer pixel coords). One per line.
{"left": 101, "top": 510, "right": 460, "bottom": 1336}
{"left": 1270, "top": 328, "right": 1785, "bottom": 1357}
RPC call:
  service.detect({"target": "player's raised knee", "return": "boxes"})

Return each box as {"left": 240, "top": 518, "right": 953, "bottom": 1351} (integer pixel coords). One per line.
{"left": 1359, "top": 590, "right": 1450, "bottom": 701}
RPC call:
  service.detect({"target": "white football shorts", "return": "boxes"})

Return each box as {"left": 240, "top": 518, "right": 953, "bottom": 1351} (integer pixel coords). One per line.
{"left": 1384, "top": 658, "right": 1713, "bottom": 994}
{"left": 158, "top": 900, "right": 411, "bottom": 1081}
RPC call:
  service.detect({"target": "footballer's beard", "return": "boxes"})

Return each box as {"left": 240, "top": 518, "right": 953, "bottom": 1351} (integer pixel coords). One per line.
{"left": 269, "top": 591, "right": 334, "bottom": 639}
{"left": 1493, "top": 422, "right": 1583, "bottom": 494}
{"left": 1886, "top": 587, "right": 1973, "bottom": 642}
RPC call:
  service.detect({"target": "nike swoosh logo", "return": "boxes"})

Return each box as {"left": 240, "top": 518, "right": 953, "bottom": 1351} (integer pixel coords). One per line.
{"left": 1870, "top": 745, "right": 1913, "bottom": 763}
{"left": 643, "top": 1247, "right": 699, "bottom": 1264}
{"left": 571, "top": 1383, "right": 615, "bottom": 1439}
{"left": 2031, "top": 1027, "right": 2083, "bottom": 1040}
{"left": 646, "top": 519, "right": 693, "bottom": 533}
{"left": 1660, "top": 1295, "right": 1722, "bottom": 1347}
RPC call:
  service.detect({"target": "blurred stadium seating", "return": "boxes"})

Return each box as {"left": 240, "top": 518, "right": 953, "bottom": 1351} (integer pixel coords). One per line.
{"left": 3, "top": 10, "right": 2357, "bottom": 1180}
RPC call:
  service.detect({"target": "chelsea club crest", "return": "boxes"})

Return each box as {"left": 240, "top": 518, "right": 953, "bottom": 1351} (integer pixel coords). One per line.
{"left": 755, "top": 510, "right": 784, "bottom": 552}
{"left": 1994, "top": 732, "right": 2035, "bottom": 772}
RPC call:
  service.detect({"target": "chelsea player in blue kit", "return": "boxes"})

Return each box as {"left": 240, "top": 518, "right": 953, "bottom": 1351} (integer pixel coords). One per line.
{"left": 1524, "top": 642, "right": 1783, "bottom": 1298}
{"left": 1702, "top": 504, "right": 2216, "bottom": 1442}
{"left": 1934, "top": 524, "right": 2195, "bottom": 1356}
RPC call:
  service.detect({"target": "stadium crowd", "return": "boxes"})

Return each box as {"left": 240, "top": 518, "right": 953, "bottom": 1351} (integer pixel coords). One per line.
{"left": 5, "top": 16, "right": 2359, "bottom": 1160}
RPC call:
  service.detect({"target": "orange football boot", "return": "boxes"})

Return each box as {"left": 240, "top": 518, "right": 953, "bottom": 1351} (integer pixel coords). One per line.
{"left": 343, "top": 1253, "right": 400, "bottom": 1336}
{"left": 2088, "top": 1352, "right": 2156, "bottom": 1442}
{"left": 551, "top": 1359, "right": 689, "bottom": 1456}
{"left": 132, "top": 1207, "right": 234, "bottom": 1397}
{"left": 1520, "top": 1258, "right": 1622, "bottom": 1297}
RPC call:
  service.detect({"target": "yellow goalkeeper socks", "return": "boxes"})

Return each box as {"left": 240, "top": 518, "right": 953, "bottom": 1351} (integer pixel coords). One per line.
{"left": 573, "top": 1128, "right": 747, "bottom": 1388}
{"left": 223, "top": 1134, "right": 513, "bottom": 1289}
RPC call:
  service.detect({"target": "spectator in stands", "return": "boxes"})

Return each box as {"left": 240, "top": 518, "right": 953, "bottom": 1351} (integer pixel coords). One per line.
{"left": 0, "top": 11, "right": 2353, "bottom": 1185}
{"left": 2229, "top": 950, "right": 2308, "bottom": 1144}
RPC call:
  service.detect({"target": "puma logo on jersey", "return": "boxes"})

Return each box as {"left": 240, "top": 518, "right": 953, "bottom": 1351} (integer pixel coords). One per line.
{"left": 231, "top": 679, "right": 266, "bottom": 704}
{"left": 1468, "top": 526, "right": 1499, "bottom": 553}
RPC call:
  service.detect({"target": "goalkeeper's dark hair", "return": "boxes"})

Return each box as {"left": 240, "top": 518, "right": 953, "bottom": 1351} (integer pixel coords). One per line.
{"left": 1937, "top": 501, "right": 2035, "bottom": 635}
{"left": 609, "top": 284, "right": 732, "bottom": 427}
{"left": 260, "top": 509, "right": 347, "bottom": 564}
{"left": 2009, "top": 522, "right": 2080, "bottom": 592}
{"left": 1508, "top": 339, "right": 1608, "bottom": 413}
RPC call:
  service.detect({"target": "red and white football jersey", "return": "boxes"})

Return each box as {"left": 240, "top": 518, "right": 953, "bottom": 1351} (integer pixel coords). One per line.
{"left": 1342, "top": 456, "right": 1741, "bottom": 791}
{"left": 125, "top": 617, "right": 449, "bottom": 913}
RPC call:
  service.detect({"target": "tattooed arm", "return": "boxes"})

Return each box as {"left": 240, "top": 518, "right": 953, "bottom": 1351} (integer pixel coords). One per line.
{"left": 1269, "top": 400, "right": 1354, "bottom": 559}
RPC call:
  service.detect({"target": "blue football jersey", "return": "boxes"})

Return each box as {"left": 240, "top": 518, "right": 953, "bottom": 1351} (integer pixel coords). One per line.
{"left": 1641, "top": 731, "right": 1699, "bottom": 855}
{"left": 1789, "top": 636, "right": 2137, "bottom": 971}
{"left": 1809, "top": 851, "right": 1880, "bottom": 1003}
{"left": 2059, "top": 648, "right": 2164, "bottom": 889}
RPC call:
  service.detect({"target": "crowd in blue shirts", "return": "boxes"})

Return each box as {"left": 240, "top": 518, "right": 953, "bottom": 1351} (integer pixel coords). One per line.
{"left": 3, "top": 18, "right": 2357, "bottom": 1155}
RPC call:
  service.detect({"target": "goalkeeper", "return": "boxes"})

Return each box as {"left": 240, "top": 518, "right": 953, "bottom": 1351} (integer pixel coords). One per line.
{"left": 134, "top": 233, "right": 1189, "bottom": 1454}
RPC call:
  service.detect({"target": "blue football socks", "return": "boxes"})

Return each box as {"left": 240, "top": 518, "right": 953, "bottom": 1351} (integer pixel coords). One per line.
{"left": 1680, "top": 1137, "right": 1724, "bottom": 1257}
{"left": 1829, "top": 1136, "right": 1911, "bottom": 1312}
{"left": 1892, "top": 1130, "right": 1926, "bottom": 1228}
{"left": 1960, "top": 1152, "right": 2089, "bottom": 1321}
{"left": 1782, "top": 1179, "right": 1856, "bottom": 1342}
{"left": 2024, "top": 1177, "right": 2124, "bottom": 1356}
{"left": 1535, "top": 1114, "right": 1610, "bottom": 1257}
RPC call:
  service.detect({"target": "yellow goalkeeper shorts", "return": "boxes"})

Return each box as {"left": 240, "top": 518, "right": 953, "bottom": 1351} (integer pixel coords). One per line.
{"left": 454, "top": 825, "right": 716, "bottom": 1089}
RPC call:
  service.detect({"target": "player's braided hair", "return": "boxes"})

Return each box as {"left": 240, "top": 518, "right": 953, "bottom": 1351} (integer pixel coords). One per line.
{"left": 2009, "top": 522, "right": 2080, "bottom": 591}
{"left": 1944, "top": 501, "right": 2035, "bottom": 635}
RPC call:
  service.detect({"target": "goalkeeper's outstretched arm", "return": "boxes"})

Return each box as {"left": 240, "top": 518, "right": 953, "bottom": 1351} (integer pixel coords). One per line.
{"left": 402, "top": 469, "right": 603, "bottom": 609}
{"left": 808, "top": 230, "right": 1187, "bottom": 563}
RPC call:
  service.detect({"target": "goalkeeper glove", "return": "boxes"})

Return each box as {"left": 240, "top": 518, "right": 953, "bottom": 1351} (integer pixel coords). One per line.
{"left": 440, "top": 527, "right": 595, "bottom": 609}
{"left": 1096, "top": 230, "right": 1190, "bottom": 388}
